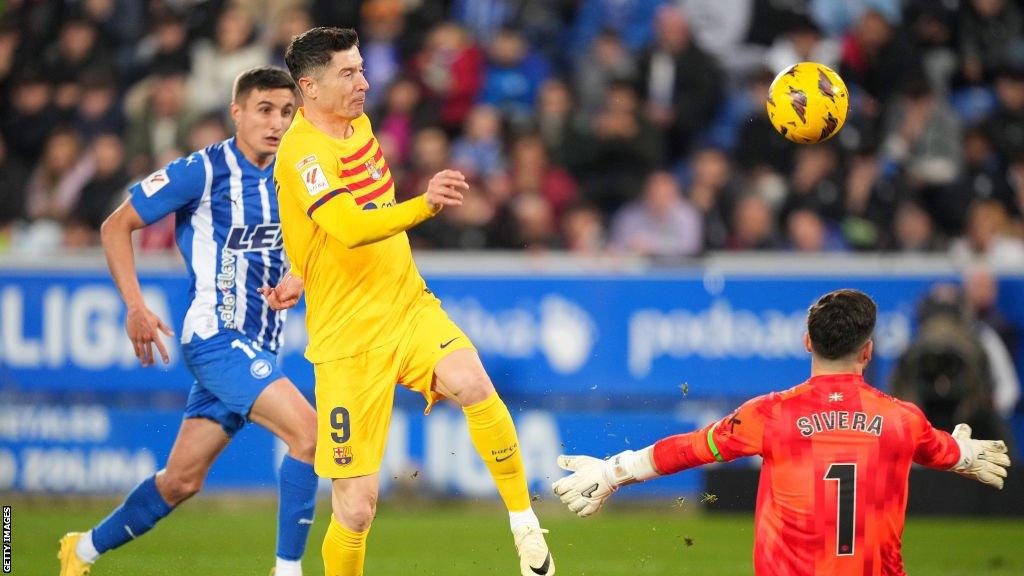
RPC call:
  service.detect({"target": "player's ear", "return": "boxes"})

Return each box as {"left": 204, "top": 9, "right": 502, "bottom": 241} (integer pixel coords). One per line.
{"left": 229, "top": 100, "right": 241, "bottom": 126}
{"left": 803, "top": 332, "right": 813, "bottom": 354}
{"left": 860, "top": 339, "right": 873, "bottom": 364}
{"left": 299, "top": 77, "right": 317, "bottom": 100}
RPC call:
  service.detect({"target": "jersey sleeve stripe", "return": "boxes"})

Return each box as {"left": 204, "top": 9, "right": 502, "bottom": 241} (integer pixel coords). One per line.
{"left": 340, "top": 138, "right": 376, "bottom": 164}
{"left": 345, "top": 163, "right": 391, "bottom": 192}
{"left": 340, "top": 148, "right": 383, "bottom": 178}
{"left": 306, "top": 188, "right": 350, "bottom": 217}
{"left": 355, "top": 175, "right": 395, "bottom": 205}
{"left": 706, "top": 422, "right": 724, "bottom": 462}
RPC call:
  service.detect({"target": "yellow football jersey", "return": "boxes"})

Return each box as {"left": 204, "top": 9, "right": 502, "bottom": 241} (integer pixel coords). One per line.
{"left": 274, "top": 108, "right": 438, "bottom": 362}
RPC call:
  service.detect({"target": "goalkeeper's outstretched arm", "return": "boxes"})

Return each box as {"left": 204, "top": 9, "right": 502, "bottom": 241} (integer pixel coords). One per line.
{"left": 553, "top": 398, "right": 767, "bottom": 518}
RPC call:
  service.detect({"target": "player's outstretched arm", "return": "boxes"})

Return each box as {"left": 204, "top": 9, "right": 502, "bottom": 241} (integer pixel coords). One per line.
{"left": 950, "top": 423, "right": 1012, "bottom": 489}
{"left": 552, "top": 449, "right": 661, "bottom": 517}
{"left": 305, "top": 169, "right": 467, "bottom": 248}
{"left": 100, "top": 200, "right": 175, "bottom": 367}
{"left": 259, "top": 272, "right": 304, "bottom": 311}
{"left": 554, "top": 397, "right": 767, "bottom": 517}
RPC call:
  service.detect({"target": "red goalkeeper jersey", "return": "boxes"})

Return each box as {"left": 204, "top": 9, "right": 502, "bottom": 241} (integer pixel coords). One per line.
{"left": 653, "top": 374, "right": 961, "bottom": 576}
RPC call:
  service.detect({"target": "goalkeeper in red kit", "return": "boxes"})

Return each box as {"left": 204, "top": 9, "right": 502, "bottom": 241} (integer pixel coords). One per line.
{"left": 553, "top": 289, "right": 1011, "bottom": 576}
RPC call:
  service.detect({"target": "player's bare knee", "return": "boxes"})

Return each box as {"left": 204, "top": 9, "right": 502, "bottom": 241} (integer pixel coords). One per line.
{"left": 339, "top": 493, "right": 376, "bottom": 531}
{"left": 454, "top": 372, "right": 495, "bottom": 406}
{"left": 158, "top": 471, "right": 205, "bottom": 505}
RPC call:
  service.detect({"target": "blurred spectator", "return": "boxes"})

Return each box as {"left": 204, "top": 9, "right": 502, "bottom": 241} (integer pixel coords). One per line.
{"left": 81, "top": 0, "right": 145, "bottom": 54}
{"left": 728, "top": 192, "right": 781, "bottom": 250}
{"left": 0, "top": 22, "right": 23, "bottom": 94}
{"left": 452, "top": 0, "right": 566, "bottom": 61}
{"left": 188, "top": 113, "right": 230, "bottom": 152}
{"left": 480, "top": 28, "right": 550, "bottom": 124}
{"left": 412, "top": 175, "right": 495, "bottom": 249}
{"left": 25, "top": 128, "right": 93, "bottom": 223}
{"left": 126, "top": 69, "right": 195, "bottom": 174}
{"left": 950, "top": 200, "right": 1024, "bottom": 267}
{"left": 410, "top": 23, "right": 484, "bottom": 134}
{"left": 766, "top": 15, "right": 840, "bottom": 75}
{"left": 890, "top": 284, "right": 1007, "bottom": 441}
{"left": 360, "top": 0, "right": 406, "bottom": 111}
{"left": 574, "top": 31, "right": 636, "bottom": 118}
{"left": 562, "top": 202, "right": 606, "bottom": 254}
{"left": 569, "top": 0, "right": 664, "bottom": 55}
{"left": 783, "top": 144, "right": 845, "bottom": 224}
{"left": 638, "top": 4, "right": 723, "bottom": 162}
{"left": 400, "top": 127, "right": 450, "bottom": 205}
{"left": 76, "top": 72, "right": 124, "bottom": 141}
{"left": 450, "top": 105, "right": 506, "bottom": 179}
{"left": 127, "top": 10, "right": 191, "bottom": 82}
{"left": 64, "top": 132, "right": 128, "bottom": 247}
{"left": 509, "top": 133, "right": 576, "bottom": 221}
{"left": 680, "top": 0, "right": 758, "bottom": 72}
{"left": 958, "top": 0, "right": 1023, "bottom": 86}
{"left": 533, "top": 79, "right": 588, "bottom": 169}
{"left": 881, "top": 72, "right": 962, "bottom": 191}
{"left": 810, "top": 0, "right": 902, "bottom": 38}
{"left": 786, "top": 208, "right": 846, "bottom": 252}
{"left": 609, "top": 171, "right": 702, "bottom": 257}
{"left": 44, "top": 18, "right": 112, "bottom": 84}
{"left": 577, "top": 82, "right": 662, "bottom": 214}
{"left": 270, "top": 7, "right": 313, "bottom": 70}
{"left": 2, "top": 71, "right": 58, "bottom": 164}
{"left": 375, "top": 78, "right": 431, "bottom": 169}
{"left": 685, "top": 147, "right": 737, "bottom": 250}
{"left": 963, "top": 266, "right": 1021, "bottom": 418}
{"left": 981, "top": 64, "right": 1024, "bottom": 162}
{"left": 510, "top": 192, "right": 563, "bottom": 250}
{"left": 840, "top": 9, "right": 918, "bottom": 115}
{"left": 906, "top": 3, "right": 957, "bottom": 94}
{"left": 954, "top": 126, "right": 1016, "bottom": 222}
{"left": 0, "top": 134, "right": 29, "bottom": 234}
{"left": 891, "top": 200, "right": 945, "bottom": 252}
{"left": 186, "top": 4, "right": 270, "bottom": 116}
{"left": 736, "top": 67, "right": 795, "bottom": 175}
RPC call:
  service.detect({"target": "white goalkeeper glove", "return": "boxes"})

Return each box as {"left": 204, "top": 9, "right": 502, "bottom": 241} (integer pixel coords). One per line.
{"left": 551, "top": 449, "right": 660, "bottom": 517}
{"left": 951, "top": 423, "right": 1011, "bottom": 489}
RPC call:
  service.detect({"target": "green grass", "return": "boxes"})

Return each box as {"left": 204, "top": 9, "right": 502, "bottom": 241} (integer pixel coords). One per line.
{"left": 10, "top": 496, "right": 1024, "bottom": 575}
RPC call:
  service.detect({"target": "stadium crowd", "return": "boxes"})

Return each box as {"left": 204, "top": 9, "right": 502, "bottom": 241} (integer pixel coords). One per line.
{"left": 0, "top": 0, "right": 1023, "bottom": 264}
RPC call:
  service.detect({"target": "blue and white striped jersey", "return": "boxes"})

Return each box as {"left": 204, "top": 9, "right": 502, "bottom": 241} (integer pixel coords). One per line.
{"left": 130, "top": 137, "right": 286, "bottom": 352}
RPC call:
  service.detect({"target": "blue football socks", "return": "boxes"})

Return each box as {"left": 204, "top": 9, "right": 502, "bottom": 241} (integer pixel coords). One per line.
{"left": 276, "top": 454, "right": 318, "bottom": 562}
{"left": 90, "top": 474, "right": 173, "bottom": 554}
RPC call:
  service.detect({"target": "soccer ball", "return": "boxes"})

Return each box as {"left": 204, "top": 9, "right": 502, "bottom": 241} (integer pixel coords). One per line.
{"left": 767, "top": 62, "right": 849, "bottom": 144}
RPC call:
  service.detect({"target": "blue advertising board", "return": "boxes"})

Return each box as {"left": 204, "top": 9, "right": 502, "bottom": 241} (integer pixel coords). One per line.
{"left": 2, "top": 266, "right": 1022, "bottom": 494}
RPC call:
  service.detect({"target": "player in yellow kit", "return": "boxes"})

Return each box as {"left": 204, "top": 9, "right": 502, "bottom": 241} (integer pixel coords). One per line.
{"left": 265, "top": 27, "right": 554, "bottom": 576}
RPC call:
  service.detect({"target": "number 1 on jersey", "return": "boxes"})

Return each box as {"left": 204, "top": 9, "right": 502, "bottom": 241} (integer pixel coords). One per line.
{"left": 231, "top": 339, "right": 257, "bottom": 359}
{"left": 824, "top": 463, "right": 856, "bottom": 556}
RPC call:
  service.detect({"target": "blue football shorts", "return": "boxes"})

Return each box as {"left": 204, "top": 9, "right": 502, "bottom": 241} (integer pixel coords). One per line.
{"left": 181, "top": 330, "right": 284, "bottom": 436}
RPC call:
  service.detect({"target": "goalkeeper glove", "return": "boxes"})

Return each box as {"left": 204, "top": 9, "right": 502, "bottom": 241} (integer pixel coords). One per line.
{"left": 951, "top": 423, "right": 1011, "bottom": 489}
{"left": 551, "top": 449, "right": 660, "bottom": 517}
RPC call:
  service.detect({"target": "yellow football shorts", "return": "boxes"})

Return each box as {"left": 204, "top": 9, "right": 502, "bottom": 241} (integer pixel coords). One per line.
{"left": 313, "top": 299, "right": 475, "bottom": 478}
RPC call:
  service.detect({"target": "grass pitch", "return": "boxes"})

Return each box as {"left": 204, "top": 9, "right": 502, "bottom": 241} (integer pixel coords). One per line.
{"left": 11, "top": 496, "right": 1024, "bottom": 575}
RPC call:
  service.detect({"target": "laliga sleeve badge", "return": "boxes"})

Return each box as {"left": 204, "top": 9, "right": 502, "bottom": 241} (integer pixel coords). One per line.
{"left": 140, "top": 169, "right": 170, "bottom": 197}
{"left": 301, "top": 163, "right": 330, "bottom": 196}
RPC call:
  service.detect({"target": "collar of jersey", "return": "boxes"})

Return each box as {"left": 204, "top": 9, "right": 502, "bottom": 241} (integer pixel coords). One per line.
{"left": 227, "top": 136, "right": 274, "bottom": 176}
{"left": 807, "top": 373, "right": 866, "bottom": 386}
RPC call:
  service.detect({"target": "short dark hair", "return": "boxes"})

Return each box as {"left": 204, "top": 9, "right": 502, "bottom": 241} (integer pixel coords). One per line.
{"left": 284, "top": 27, "right": 359, "bottom": 82}
{"left": 232, "top": 66, "right": 298, "bottom": 103}
{"left": 807, "top": 289, "right": 877, "bottom": 360}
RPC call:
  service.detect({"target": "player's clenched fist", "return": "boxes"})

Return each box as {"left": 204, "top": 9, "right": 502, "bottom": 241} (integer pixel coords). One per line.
{"left": 259, "top": 272, "right": 304, "bottom": 311}
{"left": 424, "top": 169, "right": 468, "bottom": 210}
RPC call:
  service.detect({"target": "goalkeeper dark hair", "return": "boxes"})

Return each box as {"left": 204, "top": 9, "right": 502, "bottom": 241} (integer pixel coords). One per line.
{"left": 806, "top": 289, "right": 877, "bottom": 360}
{"left": 285, "top": 27, "right": 359, "bottom": 82}
{"left": 232, "top": 66, "right": 298, "bottom": 103}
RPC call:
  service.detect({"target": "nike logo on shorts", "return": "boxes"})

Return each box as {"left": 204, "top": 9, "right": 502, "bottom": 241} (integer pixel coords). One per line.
{"left": 440, "top": 337, "right": 459, "bottom": 349}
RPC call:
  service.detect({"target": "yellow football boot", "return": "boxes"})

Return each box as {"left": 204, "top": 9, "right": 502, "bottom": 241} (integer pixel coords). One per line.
{"left": 57, "top": 533, "right": 92, "bottom": 576}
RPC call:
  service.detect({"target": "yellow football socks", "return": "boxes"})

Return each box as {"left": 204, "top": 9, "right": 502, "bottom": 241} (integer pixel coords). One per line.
{"left": 463, "top": 392, "right": 532, "bottom": 512}
{"left": 322, "top": 515, "right": 369, "bottom": 576}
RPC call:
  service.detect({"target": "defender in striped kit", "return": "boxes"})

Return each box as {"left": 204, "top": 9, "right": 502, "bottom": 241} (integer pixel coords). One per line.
{"left": 59, "top": 68, "right": 319, "bottom": 576}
